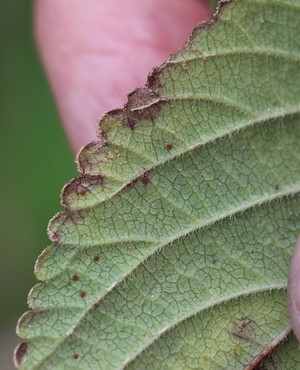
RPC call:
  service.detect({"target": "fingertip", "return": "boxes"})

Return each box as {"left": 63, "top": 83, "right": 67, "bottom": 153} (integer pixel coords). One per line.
{"left": 288, "top": 236, "right": 300, "bottom": 342}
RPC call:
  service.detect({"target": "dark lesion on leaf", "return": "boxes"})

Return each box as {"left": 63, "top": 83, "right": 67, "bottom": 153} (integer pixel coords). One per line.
{"left": 47, "top": 211, "right": 83, "bottom": 244}
{"left": 165, "top": 143, "right": 173, "bottom": 150}
{"left": 14, "top": 341, "right": 27, "bottom": 366}
{"left": 71, "top": 274, "right": 80, "bottom": 281}
{"left": 230, "top": 317, "right": 257, "bottom": 343}
{"left": 49, "top": 230, "right": 60, "bottom": 244}
{"left": 139, "top": 169, "right": 151, "bottom": 185}
{"left": 93, "top": 255, "right": 100, "bottom": 262}
{"left": 96, "top": 86, "right": 165, "bottom": 133}
{"left": 146, "top": 66, "right": 164, "bottom": 91}
{"left": 123, "top": 88, "right": 165, "bottom": 130}
{"left": 76, "top": 139, "right": 107, "bottom": 175}
{"left": 123, "top": 169, "right": 152, "bottom": 188}
{"left": 126, "top": 88, "right": 159, "bottom": 110}
{"left": 72, "top": 353, "right": 79, "bottom": 360}
{"left": 93, "top": 301, "right": 100, "bottom": 309}
{"left": 61, "top": 174, "right": 104, "bottom": 209}
{"left": 79, "top": 291, "right": 87, "bottom": 298}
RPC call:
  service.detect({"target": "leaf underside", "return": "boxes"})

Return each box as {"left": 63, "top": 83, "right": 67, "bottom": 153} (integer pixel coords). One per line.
{"left": 16, "top": 0, "right": 300, "bottom": 369}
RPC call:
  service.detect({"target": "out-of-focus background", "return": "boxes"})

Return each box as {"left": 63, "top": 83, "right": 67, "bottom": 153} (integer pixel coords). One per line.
{"left": 0, "top": 1, "right": 76, "bottom": 368}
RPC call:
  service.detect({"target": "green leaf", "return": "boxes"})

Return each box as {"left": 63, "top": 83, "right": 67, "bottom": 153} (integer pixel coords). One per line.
{"left": 15, "top": 0, "right": 300, "bottom": 369}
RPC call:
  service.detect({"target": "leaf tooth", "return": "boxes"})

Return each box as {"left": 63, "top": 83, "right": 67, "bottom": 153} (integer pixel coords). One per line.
{"left": 76, "top": 86, "right": 164, "bottom": 179}
{"left": 61, "top": 174, "right": 104, "bottom": 211}
{"left": 47, "top": 211, "right": 82, "bottom": 245}
{"left": 76, "top": 140, "right": 107, "bottom": 176}
{"left": 34, "top": 245, "right": 77, "bottom": 281}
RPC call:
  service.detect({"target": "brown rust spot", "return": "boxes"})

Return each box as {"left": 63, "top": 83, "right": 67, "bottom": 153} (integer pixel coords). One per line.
{"left": 14, "top": 342, "right": 27, "bottom": 366}
{"left": 71, "top": 274, "right": 80, "bottom": 281}
{"left": 139, "top": 170, "right": 151, "bottom": 185}
{"left": 94, "top": 302, "right": 100, "bottom": 309}
{"left": 231, "top": 318, "right": 257, "bottom": 343}
{"left": 72, "top": 353, "right": 79, "bottom": 360}
{"left": 93, "top": 255, "right": 100, "bottom": 262}
{"left": 79, "top": 291, "right": 87, "bottom": 298}
{"left": 165, "top": 143, "right": 173, "bottom": 150}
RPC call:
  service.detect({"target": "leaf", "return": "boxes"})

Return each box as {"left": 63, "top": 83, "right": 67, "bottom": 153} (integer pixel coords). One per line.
{"left": 15, "top": 0, "right": 300, "bottom": 369}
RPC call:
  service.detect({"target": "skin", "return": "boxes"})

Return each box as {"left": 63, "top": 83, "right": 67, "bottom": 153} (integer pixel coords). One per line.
{"left": 34, "top": 0, "right": 300, "bottom": 344}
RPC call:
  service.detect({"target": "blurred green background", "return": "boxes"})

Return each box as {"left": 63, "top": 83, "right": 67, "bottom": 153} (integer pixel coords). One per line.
{"left": 0, "top": 1, "right": 76, "bottom": 367}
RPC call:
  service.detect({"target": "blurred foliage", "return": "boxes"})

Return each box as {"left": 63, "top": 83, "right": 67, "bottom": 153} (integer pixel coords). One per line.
{"left": 0, "top": 0, "right": 75, "bottom": 330}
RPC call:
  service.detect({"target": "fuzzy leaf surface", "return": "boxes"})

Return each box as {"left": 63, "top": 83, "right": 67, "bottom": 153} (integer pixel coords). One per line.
{"left": 16, "top": 0, "right": 300, "bottom": 369}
